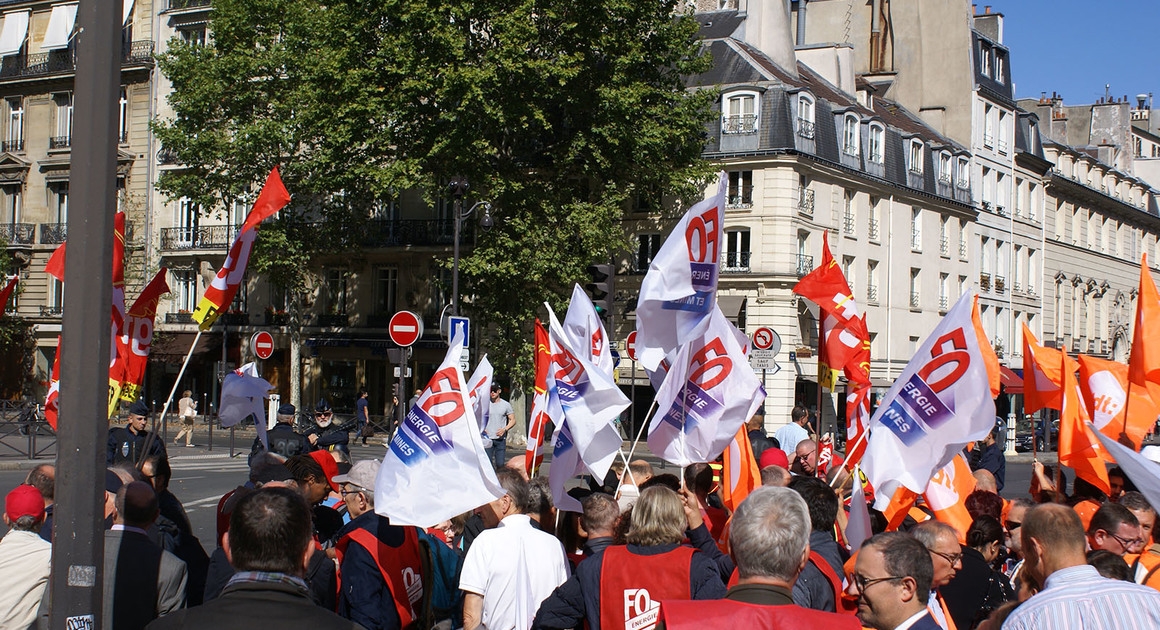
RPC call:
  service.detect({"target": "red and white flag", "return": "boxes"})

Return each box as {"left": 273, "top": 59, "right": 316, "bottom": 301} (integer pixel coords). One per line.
{"left": 864, "top": 292, "right": 1000, "bottom": 509}
{"left": 466, "top": 356, "right": 493, "bottom": 433}
{"left": 636, "top": 173, "right": 726, "bottom": 371}
{"left": 44, "top": 336, "right": 61, "bottom": 431}
{"left": 377, "top": 329, "right": 504, "bottom": 527}
{"left": 525, "top": 320, "right": 552, "bottom": 476}
{"left": 648, "top": 305, "right": 764, "bottom": 466}
{"left": 110, "top": 268, "right": 171, "bottom": 411}
{"left": 238, "top": 166, "right": 292, "bottom": 233}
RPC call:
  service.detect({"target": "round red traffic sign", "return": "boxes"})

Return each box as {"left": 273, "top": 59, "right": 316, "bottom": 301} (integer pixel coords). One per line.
{"left": 389, "top": 311, "right": 424, "bottom": 347}
{"left": 626, "top": 331, "right": 638, "bottom": 361}
{"left": 251, "top": 331, "right": 275, "bottom": 359}
{"left": 752, "top": 327, "right": 777, "bottom": 351}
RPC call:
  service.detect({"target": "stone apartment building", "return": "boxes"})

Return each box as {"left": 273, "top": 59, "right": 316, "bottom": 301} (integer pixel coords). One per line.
{"left": 0, "top": 0, "right": 155, "bottom": 396}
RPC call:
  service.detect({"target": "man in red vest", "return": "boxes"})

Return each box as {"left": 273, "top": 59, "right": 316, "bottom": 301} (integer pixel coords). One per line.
{"left": 333, "top": 459, "right": 426, "bottom": 629}
{"left": 659, "top": 486, "right": 860, "bottom": 630}
{"left": 532, "top": 486, "right": 725, "bottom": 630}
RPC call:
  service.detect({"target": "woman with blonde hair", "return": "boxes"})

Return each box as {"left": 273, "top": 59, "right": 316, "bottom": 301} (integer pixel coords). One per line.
{"left": 174, "top": 390, "right": 197, "bottom": 447}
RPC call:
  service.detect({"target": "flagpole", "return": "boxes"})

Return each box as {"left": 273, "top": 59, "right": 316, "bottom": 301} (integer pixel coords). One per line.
{"left": 816, "top": 313, "right": 825, "bottom": 476}
{"left": 622, "top": 400, "right": 658, "bottom": 471}
{"left": 138, "top": 329, "right": 203, "bottom": 467}
{"left": 831, "top": 428, "right": 869, "bottom": 488}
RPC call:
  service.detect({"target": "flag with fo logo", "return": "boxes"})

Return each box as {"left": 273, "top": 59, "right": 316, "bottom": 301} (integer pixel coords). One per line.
{"left": 864, "top": 292, "right": 1000, "bottom": 509}
{"left": 648, "top": 304, "right": 764, "bottom": 466}
{"left": 376, "top": 329, "right": 504, "bottom": 527}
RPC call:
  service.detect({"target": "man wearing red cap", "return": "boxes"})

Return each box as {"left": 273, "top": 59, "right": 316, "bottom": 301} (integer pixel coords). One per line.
{"left": 0, "top": 484, "right": 51, "bottom": 629}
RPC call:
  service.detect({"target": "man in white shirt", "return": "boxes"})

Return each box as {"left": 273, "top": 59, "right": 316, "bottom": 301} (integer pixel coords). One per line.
{"left": 0, "top": 484, "right": 52, "bottom": 629}
{"left": 773, "top": 405, "right": 810, "bottom": 456}
{"left": 461, "top": 468, "right": 569, "bottom": 630}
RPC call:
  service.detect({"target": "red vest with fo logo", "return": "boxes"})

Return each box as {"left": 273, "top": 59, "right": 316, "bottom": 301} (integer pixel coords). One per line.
{"left": 336, "top": 525, "right": 424, "bottom": 627}
{"left": 599, "top": 545, "right": 694, "bottom": 630}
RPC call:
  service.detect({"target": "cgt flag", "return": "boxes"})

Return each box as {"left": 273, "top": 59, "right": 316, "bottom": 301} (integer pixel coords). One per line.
{"left": 1077, "top": 354, "right": 1157, "bottom": 450}
{"left": 525, "top": 319, "right": 552, "bottom": 476}
{"left": 376, "top": 329, "right": 504, "bottom": 527}
{"left": 648, "top": 305, "right": 764, "bottom": 466}
{"left": 636, "top": 173, "right": 726, "bottom": 372}
{"left": 44, "top": 336, "right": 61, "bottom": 430}
{"left": 109, "top": 268, "right": 171, "bottom": 414}
{"left": 1059, "top": 349, "right": 1111, "bottom": 494}
{"left": 865, "top": 292, "right": 1000, "bottom": 510}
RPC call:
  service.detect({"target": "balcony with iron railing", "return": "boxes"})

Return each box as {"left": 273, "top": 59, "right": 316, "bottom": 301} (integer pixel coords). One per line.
{"left": 983, "top": 133, "right": 995, "bottom": 148}
{"left": 797, "top": 188, "right": 815, "bottom": 217}
{"left": 796, "top": 254, "right": 813, "bottom": 277}
{"left": 360, "top": 219, "right": 460, "bottom": 247}
{"left": 722, "top": 114, "right": 757, "bottom": 135}
{"left": 910, "top": 293, "right": 921, "bottom": 309}
{"left": 980, "top": 272, "right": 991, "bottom": 292}
{"left": 48, "top": 136, "right": 69, "bottom": 150}
{"left": 1026, "top": 284, "right": 1036, "bottom": 296}
{"left": 940, "top": 235, "right": 949, "bottom": 256}
{"left": 939, "top": 296, "right": 949, "bottom": 312}
{"left": 726, "top": 186, "right": 753, "bottom": 209}
{"left": 843, "top": 213, "right": 855, "bottom": 235}
{"left": 866, "top": 285, "right": 879, "bottom": 305}
{"left": 0, "top": 41, "right": 154, "bottom": 82}
{"left": 995, "top": 205, "right": 1007, "bottom": 217}
{"left": 995, "top": 276, "right": 1006, "bottom": 294}
{"left": 797, "top": 118, "right": 816, "bottom": 139}
{"left": 868, "top": 218, "right": 880, "bottom": 242}
{"left": 1, "top": 139, "right": 22, "bottom": 153}
{"left": 910, "top": 230, "right": 922, "bottom": 252}
{"left": 160, "top": 225, "right": 237, "bottom": 250}
{"left": 40, "top": 223, "right": 66, "bottom": 244}
{"left": 167, "top": 0, "right": 212, "bottom": 10}
{"left": 957, "top": 178, "right": 970, "bottom": 190}
{"left": 722, "top": 251, "right": 750, "bottom": 273}
{"left": 959, "top": 239, "right": 968, "bottom": 259}
{"left": 998, "top": 140, "right": 1009, "bottom": 154}
{"left": 0, "top": 223, "right": 34, "bottom": 245}
{"left": 39, "top": 305, "right": 62, "bottom": 317}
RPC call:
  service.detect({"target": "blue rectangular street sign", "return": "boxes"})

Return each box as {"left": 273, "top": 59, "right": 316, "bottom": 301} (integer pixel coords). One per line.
{"left": 450, "top": 316, "right": 470, "bottom": 347}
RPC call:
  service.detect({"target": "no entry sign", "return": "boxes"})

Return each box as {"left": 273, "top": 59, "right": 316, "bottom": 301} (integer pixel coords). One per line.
{"left": 251, "top": 331, "right": 275, "bottom": 359}
{"left": 752, "top": 327, "right": 780, "bottom": 353}
{"left": 625, "top": 331, "right": 638, "bottom": 361}
{"left": 389, "top": 311, "right": 424, "bottom": 347}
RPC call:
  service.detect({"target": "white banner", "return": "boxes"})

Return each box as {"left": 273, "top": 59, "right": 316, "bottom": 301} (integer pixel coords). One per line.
{"left": 563, "top": 283, "right": 613, "bottom": 376}
{"left": 376, "top": 329, "right": 504, "bottom": 527}
{"left": 466, "top": 356, "right": 493, "bottom": 432}
{"left": 220, "top": 362, "right": 272, "bottom": 449}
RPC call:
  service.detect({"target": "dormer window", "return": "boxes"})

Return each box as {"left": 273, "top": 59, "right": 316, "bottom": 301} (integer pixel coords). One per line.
{"left": 842, "top": 114, "right": 860, "bottom": 156}
{"left": 797, "top": 94, "right": 815, "bottom": 139}
{"left": 722, "top": 91, "right": 758, "bottom": 135}
{"left": 956, "top": 156, "right": 970, "bottom": 189}
{"left": 868, "top": 123, "right": 884, "bottom": 164}
{"left": 908, "top": 139, "right": 924, "bottom": 174}
{"left": 938, "top": 151, "right": 952, "bottom": 183}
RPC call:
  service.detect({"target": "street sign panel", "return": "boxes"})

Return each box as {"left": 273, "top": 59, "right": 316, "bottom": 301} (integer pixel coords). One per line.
{"left": 251, "top": 330, "right": 275, "bottom": 359}
{"left": 748, "top": 350, "right": 778, "bottom": 370}
{"left": 611, "top": 348, "right": 621, "bottom": 368}
{"left": 625, "top": 331, "right": 638, "bottom": 361}
{"left": 388, "top": 311, "right": 424, "bottom": 347}
{"left": 449, "top": 316, "right": 470, "bottom": 347}
{"left": 751, "top": 327, "right": 780, "bottom": 353}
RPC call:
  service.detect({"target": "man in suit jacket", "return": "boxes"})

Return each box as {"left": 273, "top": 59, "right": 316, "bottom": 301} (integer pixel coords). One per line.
{"left": 147, "top": 486, "right": 361, "bottom": 630}
{"left": 104, "top": 481, "right": 188, "bottom": 630}
{"left": 846, "top": 532, "right": 941, "bottom": 630}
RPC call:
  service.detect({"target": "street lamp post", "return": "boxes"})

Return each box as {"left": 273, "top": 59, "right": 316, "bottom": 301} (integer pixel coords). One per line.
{"left": 448, "top": 176, "right": 493, "bottom": 317}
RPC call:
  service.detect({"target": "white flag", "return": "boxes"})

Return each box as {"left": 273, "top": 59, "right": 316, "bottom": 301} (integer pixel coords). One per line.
{"left": 635, "top": 173, "right": 726, "bottom": 371}
{"left": 376, "top": 329, "right": 504, "bottom": 527}
{"left": 466, "top": 356, "right": 493, "bottom": 432}
{"left": 219, "top": 362, "right": 272, "bottom": 449}
{"left": 547, "top": 421, "right": 585, "bottom": 513}
{"left": 1092, "top": 427, "right": 1160, "bottom": 516}
{"left": 864, "top": 292, "right": 997, "bottom": 510}
{"left": 845, "top": 467, "right": 873, "bottom": 551}
{"left": 563, "top": 284, "right": 614, "bottom": 376}
{"left": 647, "top": 305, "right": 764, "bottom": 466}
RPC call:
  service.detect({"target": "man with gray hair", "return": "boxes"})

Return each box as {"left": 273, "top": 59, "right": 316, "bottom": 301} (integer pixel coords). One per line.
{"left": 845, "top": 532, "right": 939, "bottom": 630}
{"left": 659, "top": 486, "right": 859, "bottom": 628}
{"left": 911, "top": 520, "right": 962, "bottom": 630}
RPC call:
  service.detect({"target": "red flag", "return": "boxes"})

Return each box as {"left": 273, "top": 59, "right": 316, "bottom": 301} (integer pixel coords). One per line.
{"left": 796, "top": 233, "right": 865, "bottom": 381}
{"left": 525, "top": 319, "right": 551, "bottom": 475}
{"left": 722, "top": 424, "right": 761, "bottom": 512}
{"left": 44, "top": 336, "right": 61, "bottom": 431}
{"left": 845, "top": 382, "right": 871, "bottom": 465}
{"left": 239, "top": 166, "right": 292, "bottom": 233}
{"left": 1022, "top": 324, "right": 1079, "bottom": 413}
{"left": 192, "top": 228, "right": 257, "bottom": 330}
{"left": 1060, "top": 348, "right": 1111, "bottom": 494}
{"left": 44, "top": 243, "right": 65, "bottom": 281}
{"left": 0, "top": 274, "right": 17, "bottom": 314}
{"left": 1078, "top": 354, "right": 1157, "bottom": 451}
{"left": 110, "top": 269, "right": 171, "bottom": 410}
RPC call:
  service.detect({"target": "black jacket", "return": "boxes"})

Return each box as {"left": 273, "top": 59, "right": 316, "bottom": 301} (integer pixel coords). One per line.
{"left": 305, "top": 419, "right": 356, "bottom": 452}
{"left": 203, "top": 545, "right": 337, "bottom": 611}
{"left": 148, "top": 576, "right": 361, "bottom": 630}
{"left": 941, "top": 546, "right": 1013, "bottom": 630}
{"left": 251, "top": 423, "right": 314, "bottom": 461}
{"left": 791, "top": 531, "right": 847, "bottom": 612}
{"left": 107, "top": 426, "right": 167, "bottom": 465}
{"left": 532, "top": 543, "right": 726, "bottom": 630}
{"left": 970, "top": 442, "right": 1006, "bottom": 491}
{"left": 749, "top": 429, "right": 776, "bottom": 460}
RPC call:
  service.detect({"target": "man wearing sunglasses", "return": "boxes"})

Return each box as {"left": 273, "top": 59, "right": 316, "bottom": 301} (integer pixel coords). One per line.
{"left": 306, "top": 398, "right": 355, "bottom": 456}
{"left": 846, "top": 532, "right": 939, "bottom": 630}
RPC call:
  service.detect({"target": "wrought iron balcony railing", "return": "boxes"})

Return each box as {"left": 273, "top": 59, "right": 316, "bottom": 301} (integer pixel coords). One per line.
{"left": 910, "top": 292, "right": 921, "bottom": 309}
{"left": 796, "top": 254, "right": 814, "bottom": 277}
{"left": 0, "top": 41, "right": 153, "bottom": 82}
{"left": 1, "top": 139, "right": 22, "bottom": 153}
{"left": 868, "top": 218, "right": 880, "bottom": 242}
{"left": 168, "top": 0, "right": 212, "bottom": 10}
{"left": 980, "top": 272, "right": 991, "bottom": 292}
{"left": 722, "top": 114, "right": 757, "bottom": 135}
{"left": 48, "top": 136, "right": 70, "bottom": 150}
{"left": 796, "top": 118, "right": 816, "bottom": 139}
{"left": 0, "top": 223, "right": 34, "bottom": 245}
{"left": 40, "top": 223, "right": 66, "bottom": 244}
{"left": 722, "top": 251, "right": 750, "bottom": 273}
{"left": 797, "top": 188, "right": 814, "bottom": 217}
{"left": 160, "top": 225, "right": 237, "bottom": 250}
{"left": 843, "top": 214, "right": 856, "bottom": 235}
{"left": 166, "top": 312, "right": 194, "bottom": 324}
{"left": 866, "top": 285, "right": 879, "bottom": 304}
{"left": 940, "top": 235, "right": 950, "bottom": 256}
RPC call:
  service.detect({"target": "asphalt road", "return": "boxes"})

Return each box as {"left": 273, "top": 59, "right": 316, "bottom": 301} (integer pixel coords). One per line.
{"left": 0, "top": 435, "right": 1042, "bottom": 553}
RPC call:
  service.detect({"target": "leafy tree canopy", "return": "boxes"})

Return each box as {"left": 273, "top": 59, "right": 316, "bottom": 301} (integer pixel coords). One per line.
{"left": 155, "top": 0, "right": 716, "bottom": 382}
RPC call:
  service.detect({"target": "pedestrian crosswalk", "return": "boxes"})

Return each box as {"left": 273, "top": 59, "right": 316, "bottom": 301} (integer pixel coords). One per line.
{"left": 169, "top": 454, "right": 250, "bottom": 474}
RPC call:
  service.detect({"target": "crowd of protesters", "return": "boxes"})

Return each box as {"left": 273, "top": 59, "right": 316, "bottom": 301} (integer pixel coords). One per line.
{"left": 6, "top": 401, "right": 1160, "bottom": 630}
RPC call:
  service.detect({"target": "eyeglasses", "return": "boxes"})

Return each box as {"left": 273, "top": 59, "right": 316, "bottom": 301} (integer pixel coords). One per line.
{"left": 340, "top": 485, "right": 365, "bottom": 497}
{"left": 929, "top": 548, "right": 963, "bottom": 566}
{"left": 1108, "top": 531, "right": 1146, "bottom": 551}
{"left": 848, "top": 573, "right": 904, "bottom": 592}
{"left": 1005, "top": 520, "right": 1022, "bottom": 532}
{"left": 315, "top": 412, "right": 332, "bottom": 418}
{"left": 797, "top": 450, "right": 815, "bottom": 460}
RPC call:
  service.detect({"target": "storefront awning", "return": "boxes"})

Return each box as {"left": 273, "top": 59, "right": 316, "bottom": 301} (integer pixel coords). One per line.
{"left": 0, "top": 11, "right": 29, "bottom": 57}
{"left": 718, "top": 295, "right": 746, "bottom": 324}
{"left": 40, "top": 3, "right": 78, "bottom": 52}
{"left": 1000, "top": 365, "right": 1023, "bottom": 394}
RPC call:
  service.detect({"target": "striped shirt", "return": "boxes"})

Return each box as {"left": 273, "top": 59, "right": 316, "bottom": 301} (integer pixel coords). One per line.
{"left": 1002, "top": 564, "right": 1160, "bottom": 630}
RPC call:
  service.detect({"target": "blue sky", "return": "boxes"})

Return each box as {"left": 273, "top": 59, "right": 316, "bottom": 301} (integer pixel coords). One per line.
{"left": 1001, "top": 0, "right": 1159, "bottom": 106}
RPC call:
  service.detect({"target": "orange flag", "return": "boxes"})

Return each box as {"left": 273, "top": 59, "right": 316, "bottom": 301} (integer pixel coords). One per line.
{"left": 44, "top": 242, "right": 65, "bottom": 281}
{"left": 1077, "top": 354, "right": 1158, "bottom": 450}
{"left": 923, "top": 454, "right": 976, "bottom": 544}
{"left": 1128, "top": 255, "right": 1160, "bottom": 440}
{"left": 239, "top": 166, "right": 292, "bottom": 233}
{"left": 722, "top": 424, "right": 761, "bottom": 512}
{"left": 1022, "top": 324, "right": 1079, "bottom": 413}
{"left": 882, "top": 485, "right": 920, "bottom": 531}
{"left": 1060, "top": 349, "right": 1111, "bottom": 494}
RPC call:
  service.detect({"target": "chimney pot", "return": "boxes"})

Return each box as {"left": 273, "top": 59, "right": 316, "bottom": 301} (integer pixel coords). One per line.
{"left": 985, "top": 5, "right": 992, "bottom": 14}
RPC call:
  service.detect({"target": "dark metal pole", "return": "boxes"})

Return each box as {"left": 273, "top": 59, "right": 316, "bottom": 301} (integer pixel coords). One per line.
{"left": 448, "top": 177, "right": 468, "bottom": 317}
{"left": 51, "top": 0, "right": 121, "bottom": 626}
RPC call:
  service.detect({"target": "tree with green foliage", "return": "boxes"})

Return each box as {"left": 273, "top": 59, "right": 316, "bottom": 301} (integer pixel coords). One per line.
{"left": 155, "top": 0, "right": 715, "bottom": 385}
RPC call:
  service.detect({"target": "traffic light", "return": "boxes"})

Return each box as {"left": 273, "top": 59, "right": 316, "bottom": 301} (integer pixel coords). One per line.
{"left": 586, "top": 263, "right": 615, "bottom": 321}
